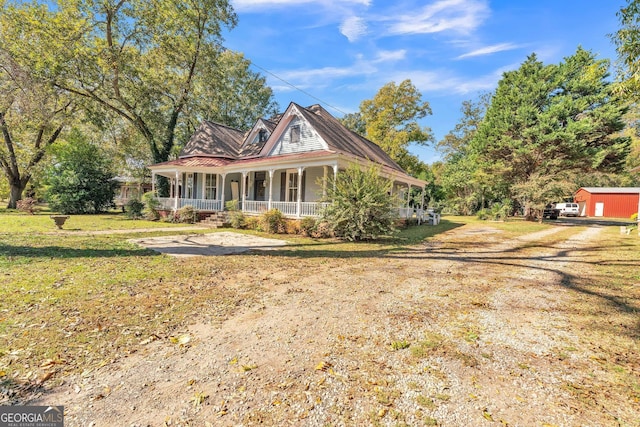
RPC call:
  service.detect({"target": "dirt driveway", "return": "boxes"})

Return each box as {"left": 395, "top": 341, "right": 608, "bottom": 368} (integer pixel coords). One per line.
{"left": 33, "top": 224, "right": 639, "bottom": 426}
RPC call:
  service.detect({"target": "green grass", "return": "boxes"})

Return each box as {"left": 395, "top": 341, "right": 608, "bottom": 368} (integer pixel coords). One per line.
{"left": 1, "top": 209, "right": 638, "bottom": 419}
{"left": 0, "top": 210, "right": 195, "bottom": 233}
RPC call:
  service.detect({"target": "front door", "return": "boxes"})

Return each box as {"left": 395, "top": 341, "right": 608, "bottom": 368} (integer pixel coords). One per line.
{"left": 254, "top": 172, "right": 266, "bottom": 201}
{"left": 594, "top": 202, "right": 604, "bottom": 217}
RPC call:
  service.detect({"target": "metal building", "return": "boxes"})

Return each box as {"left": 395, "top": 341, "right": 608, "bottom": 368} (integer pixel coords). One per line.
{"left": 574, "top": 187, "right": 640, "bottom": 218}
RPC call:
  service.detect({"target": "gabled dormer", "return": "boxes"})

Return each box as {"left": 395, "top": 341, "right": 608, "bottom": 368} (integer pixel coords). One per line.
{"left": 239, "top": 118, "right": 277, "bottom": 157}
{"left": 261, "top": 103, "right": 329, "bottom": 157}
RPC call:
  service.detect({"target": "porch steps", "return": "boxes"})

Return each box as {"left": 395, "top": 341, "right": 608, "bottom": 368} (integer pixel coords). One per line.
{"left": 199, "top": 212, "right": 228, "bottom": 229}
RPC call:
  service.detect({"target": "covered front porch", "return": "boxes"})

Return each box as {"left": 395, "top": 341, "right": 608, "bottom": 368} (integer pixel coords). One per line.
{"left": 150, "top": 161, "right": 427, "bottom": 220}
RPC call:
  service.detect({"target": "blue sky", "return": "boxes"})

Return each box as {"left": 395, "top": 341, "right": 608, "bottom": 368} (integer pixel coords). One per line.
{"left": 222, "top": 0, "right": 625, "bottom": 164}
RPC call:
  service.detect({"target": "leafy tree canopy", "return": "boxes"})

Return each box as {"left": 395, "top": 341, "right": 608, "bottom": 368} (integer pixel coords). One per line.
{"left": 2, "top": 0, "right": 278, "bottom": 198}
{"left": 45, "top": 129, "right": 118, "bottom": 214}
{"left": 0, "top": 2, "right": 76, "bottom": 208}
{"left": 350, "top": 80, "right": 433, "bottom": 176}
{"left": 612, "top": 0, "right": 640, "bottom": 98}
{"left": 470, "top": 48, "right": 630, "bottom": 214}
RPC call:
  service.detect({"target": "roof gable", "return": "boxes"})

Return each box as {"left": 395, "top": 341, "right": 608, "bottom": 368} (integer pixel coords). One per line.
{"left": 299, "top": 104, "right": 405, "bottom": 173}
{"left": 262, "top": 104, "right": 329, "bottom": 157}
{"left": 179, "top": 121, "right": 245, "bottom": 159}
{"left": 238, "top": 118, "right": 277, "bottom": 157}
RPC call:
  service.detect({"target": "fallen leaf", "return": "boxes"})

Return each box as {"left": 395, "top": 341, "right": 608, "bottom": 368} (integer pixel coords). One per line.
{"left": 170, "top": 334, "right": 191, "bottom": 346}
{"left": 315, "top": 361, "right": 332, "bottom": 371}
{"left": 37, "top": 371, "right": 54, "bottom": 384}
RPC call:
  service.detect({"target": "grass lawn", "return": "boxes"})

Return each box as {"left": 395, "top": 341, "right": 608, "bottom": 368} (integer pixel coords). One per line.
{"left": 1, "top": 209, "right": 638, "bottom": 421}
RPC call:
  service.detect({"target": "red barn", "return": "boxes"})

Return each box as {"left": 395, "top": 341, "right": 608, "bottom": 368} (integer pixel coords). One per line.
{"left": 574, "top": 187, "right": 640, "bottom": 218}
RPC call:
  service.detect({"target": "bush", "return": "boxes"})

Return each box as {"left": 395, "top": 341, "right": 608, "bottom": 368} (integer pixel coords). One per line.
{"left": 16, "top": 197, "right": 37, "bottom": 214}
{"left": 125, "top": 199, "right": 145, "bottom": 219}
{"left": 259, "top": 209, "right": 286, "bottom": 234}
{"left": 285, "top": 219, "right": 301, "bottom": 235}
{"left": 299, "top": 216, "right": 317, "bottom": 236}
{"left": 312, "top": 221, "right": 334, "bottom": 238}
{"left": 321, "top": 164, "right": 398, "bottom": 241}
{"left": 228, "top": 210, "right": 246, "bottom": 229}
{"left": 476, "top": 209, "right": 489, "bottom": 220}
{"left": 245, "top": 216, "right": 260, "bottom": 231}
{"left": 45, "top": 130, "right": 118, "bottom": 214}
{"left": 142, "top": 192, "right": 161, "bottom": 220}
{"left": 173, "top": 205, "right": 197, "bottom": 223}
{"left": 631, "top": 212, "right": 638, "bottom": 222}
{"left": 225, "top": 200, "right": 246, "bottom": 229}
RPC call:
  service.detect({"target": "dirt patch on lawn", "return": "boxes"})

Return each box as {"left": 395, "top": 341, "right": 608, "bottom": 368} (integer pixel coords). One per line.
{"left": 129, "top": 232, "right": 288, "bottom": 257}
{"left": 29, "top": 224, "right": 640, "bottom": 426}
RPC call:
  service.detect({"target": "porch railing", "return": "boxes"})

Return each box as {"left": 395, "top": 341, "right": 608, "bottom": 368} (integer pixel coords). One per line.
{"left": 243, "top": 200, "right": 268, "bottom": 214}
{"left": 271, "top": 201, "right": 297, "bottom": 216}
{"left": 155, "top": 197, "right": 435, "bottom": 222}
{"left": 156, "top": 197, "right": 222, "bottom": 212}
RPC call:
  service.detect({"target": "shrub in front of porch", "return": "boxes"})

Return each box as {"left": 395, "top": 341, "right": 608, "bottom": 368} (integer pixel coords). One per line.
{"left": 171, "top": 205, "right": 197, "bottom": 223}
{"left": 321, "top": 164, "right": 398, "bottom": 241}
{"left": 142, "top": 193, "right": 161, "bottom": 221}
{"left": 225, "top": 200, "right": 246, "bottom": 229}
{"left": 259, "top": 209, "right": 286, "bottom": 234}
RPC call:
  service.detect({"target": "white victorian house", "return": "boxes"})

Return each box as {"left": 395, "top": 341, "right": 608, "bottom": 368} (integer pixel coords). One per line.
{"left": 148, "top": 103, "right": 427, "bottom": 219}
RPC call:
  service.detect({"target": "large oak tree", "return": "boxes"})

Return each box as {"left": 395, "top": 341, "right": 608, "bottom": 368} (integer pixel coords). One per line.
{"left": 0, "top": 3, "right": 79, "bottom": 208}
{"left": 1, "top": 0, "right": 278, "bottom": 201}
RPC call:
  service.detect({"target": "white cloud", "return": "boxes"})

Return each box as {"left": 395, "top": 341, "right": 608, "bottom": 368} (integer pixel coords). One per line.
{"left": 388, "top": 68, "right": 499, "bottom": 95}
{"left": 340, "top": 16, "right": 368, "bottom": 42}
{"left": 456, "top": 42, "right": 520, "bottom": 59}
{"left": 386, "top": 0, "right": 489, "bottom": 36}
{"left": 373, "top": 49, "right": 407, "bottom": 63}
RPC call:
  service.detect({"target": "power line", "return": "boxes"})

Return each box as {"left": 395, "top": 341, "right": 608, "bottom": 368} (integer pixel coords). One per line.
{"left": 215, "top": 41, "right": 349, "bottom": 116}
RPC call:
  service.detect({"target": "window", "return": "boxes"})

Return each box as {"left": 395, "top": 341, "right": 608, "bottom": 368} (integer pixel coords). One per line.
{"left": 186, "top": 173, "right": 194, "bottom": 199}
{"left": 290, "top": 125, "right": 300, "bottom": 144}
{"left": 259, "top": 129, "right": 268, "bottom": 142}
{"left": 204, "top": 174, "right": 216, "bottom": 199}
{"left": 286, "top": 170, "right": 298, "bottom": 201}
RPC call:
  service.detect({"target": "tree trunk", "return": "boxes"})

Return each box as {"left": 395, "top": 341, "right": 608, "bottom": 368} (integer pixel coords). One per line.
{"left": 7, "top": 180, "right": 26, "bottom": 209}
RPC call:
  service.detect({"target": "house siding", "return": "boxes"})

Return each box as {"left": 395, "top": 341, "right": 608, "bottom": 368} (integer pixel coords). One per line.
{"left": 269, "top": 116, "right": 326, "bottom": 156}
{"left": 305, "top": 167, "right": 325, "bottom": 201}
{"left": 574, "top": 188, "right": 640, "bottom": 218}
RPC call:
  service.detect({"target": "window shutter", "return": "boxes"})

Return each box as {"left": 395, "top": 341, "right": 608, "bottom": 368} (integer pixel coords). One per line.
{"left": 280, "top": 172, "right": 286, "bottom": 201}
{"left": 301, "top": 171, "right": 306, "bottom": 202}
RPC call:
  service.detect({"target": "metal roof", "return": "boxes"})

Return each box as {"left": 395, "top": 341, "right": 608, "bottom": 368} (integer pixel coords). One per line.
{"left": 579, "top": 187, "right": 640, "bottom": 194}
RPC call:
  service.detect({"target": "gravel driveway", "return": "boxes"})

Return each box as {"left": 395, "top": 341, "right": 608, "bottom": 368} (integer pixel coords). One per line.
{"left": 33, "top": 224, "right": 639, "bottom": 426}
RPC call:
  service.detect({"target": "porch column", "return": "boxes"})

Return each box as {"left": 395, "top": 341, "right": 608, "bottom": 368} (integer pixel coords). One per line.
{"left": 220, "top": 173, "right": 226, "bottom": 210}
{"left": 420, "top": 188, "right": 426, "bottom": 225}
{"left": 151, "top": 172, "right": 156, "bottom": 195}
{"left": 332, "top": 164, "right": 338, "bottom": 192}
{"left": 296, "top": 167, "right": 304, "bottom": 218}
{"left": 322, "top": 166, "right": 328, "bottom": 198}
{"left": 407, "top": 184, "right": 412, "bottom": 219}
{"left": 241, "top": 171, "right": 247, "bottom": 212}
{"left": 268, "top": 169, "right": 275, "bottom": 210}
{"left": 174, "top": 171, "right": 180, "bottom": 210}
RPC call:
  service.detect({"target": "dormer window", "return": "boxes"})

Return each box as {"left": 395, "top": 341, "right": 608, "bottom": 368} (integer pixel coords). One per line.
{"left": 258, "top": 129, "right": 268, "bottom": 142}
{"left": 290, "top": 125, "right": 300, "bottom": 144}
